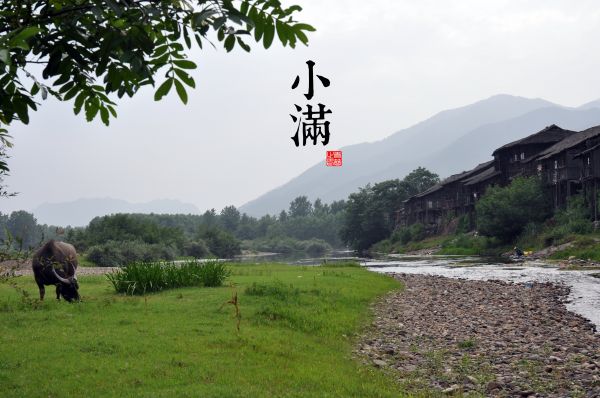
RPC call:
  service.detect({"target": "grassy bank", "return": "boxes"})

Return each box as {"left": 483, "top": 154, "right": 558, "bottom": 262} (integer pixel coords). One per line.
{"left": 373, "top": 233, "right": 507, "bottom": 257}
{"left": 0, "top": 263, "right": 404, "bottom": 397}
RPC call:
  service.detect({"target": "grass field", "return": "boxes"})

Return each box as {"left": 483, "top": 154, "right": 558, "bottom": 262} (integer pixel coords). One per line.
{"left": 0, "top": 263, "right": 405, "bottom": 397}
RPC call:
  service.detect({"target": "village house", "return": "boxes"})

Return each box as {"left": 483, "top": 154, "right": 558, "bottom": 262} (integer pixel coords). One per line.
{"left": 399, "top": 124, "right": 600, "bottom": 231}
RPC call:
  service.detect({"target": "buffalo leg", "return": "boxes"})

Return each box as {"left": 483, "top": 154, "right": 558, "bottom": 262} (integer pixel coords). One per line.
{"left": 55, "top": 285, "right": 61, "bottom": 301}
{"left": 35, "top": 279, "right": 45, "bottom": 301}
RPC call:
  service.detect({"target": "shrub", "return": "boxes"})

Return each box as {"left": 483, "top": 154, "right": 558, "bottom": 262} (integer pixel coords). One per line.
{"left": 476, "top": 177, "right": 552, "bottom": 242}
{"left": 300, "top": 239, "right": 330, "bottom": 256}
{"left": 86, "top": 240, "right": 177, "bottom": 267}
{"left": 245, "top": 237, "right": 331, "bottom": 255}
{"left": 200, "top": 228, "right": 241, "bottom": 258}
{"left": 408, "top": 223, "right": 426, "bottom": 241}
{"left": 106, "top": 260, "right": 230, "bottom": 295}
{"left": 391, "top": 228, "right": 412, "bottom": 245}
{"left": 183, "top": 240, "right": 211, "bottom": 258}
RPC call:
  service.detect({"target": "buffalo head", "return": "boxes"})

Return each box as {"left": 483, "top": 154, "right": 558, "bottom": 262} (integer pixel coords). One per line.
{"left": 51, "top": 268, "right": 80, "bottom": 302}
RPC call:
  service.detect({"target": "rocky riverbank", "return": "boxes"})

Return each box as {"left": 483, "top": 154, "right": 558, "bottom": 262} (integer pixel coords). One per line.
{"left": 356, "top": 274, "right": 600, "bottom": 397}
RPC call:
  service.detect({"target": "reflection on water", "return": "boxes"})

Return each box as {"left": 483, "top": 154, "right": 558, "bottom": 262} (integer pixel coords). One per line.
{"left": 234, "top": 250, "right": 359, "bottom": 265}
{"left": 366, "top": 254, "right": 600, "bottom": 331}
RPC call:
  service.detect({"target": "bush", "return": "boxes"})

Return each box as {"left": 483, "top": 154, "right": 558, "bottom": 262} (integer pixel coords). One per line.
{"left": 390, "top": 228, "right": 412, "bottom": 245}
{"left": 86, "top": 240, "right": 177, "bottom": 267}
{"left": 408, "top": 223, "right": 426, "bottom": 241}
{"left": 183, "top": 240, "right": 211, "bottom": 258}
{"left": 245, "top": 237, "right": 331, "bottom": 255}
{"left": 106, "top": 260, "right": 230, "bottom": 295}
{"left": 200, "top": 228, "right": 241, "bottom": 258}
{"left": 300, "top": 239, "right": 330, "bottom": 256}
{"left": 476, "top": 177, "right": 552, "bottom": 242}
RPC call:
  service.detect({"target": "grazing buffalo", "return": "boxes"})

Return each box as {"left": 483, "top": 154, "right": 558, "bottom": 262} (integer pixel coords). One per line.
{"left": 32, "top": 240, "right": 80, "bottom": 302}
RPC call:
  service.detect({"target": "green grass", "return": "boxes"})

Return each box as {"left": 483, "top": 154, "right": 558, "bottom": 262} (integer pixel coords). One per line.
{"left": 549, "top": 237, "right": 600, "bottom": 262}
{"left": 106, "top": 260, "right": 230, "bottom": 295}
{"left": 0, "top": 263, "right": 405, "bottom": 397}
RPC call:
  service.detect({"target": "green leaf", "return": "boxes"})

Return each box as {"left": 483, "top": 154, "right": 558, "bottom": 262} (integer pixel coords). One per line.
{"left": 263, "top": 20, "right": 275, "bottom": 49}
{"left": 0, "top": 49, "right": 10, "bottom": 65}
{"left": 9, "top": 27, "right": 41, "bottom": 48}
{"left": 237, "top": 37, "right": 251, "bottom": 52}
{"left": 293, "top": 23, "right": 316, "bottom": 32}
{"left": 63, "top": 86, "right": 80, "bottom": 101}
{"left": 154, "top": 78, "right": 173, "bottom": 101}
{"left": 107, "top": 105, "right": 117, "bottom": 118}
{"left": 100, "top": 106, "right": 110, "bottom": 125}
{"left": 224, "top": 35, "right": 235, "bottom": 52}
{"left": 74, "top": 91, "right": 87, "bottom": 115}
{"left": 275, "top": 20, "right": 288, "bottom": 46}
{"left": 174, "top": 79, "right": 188, "bottom": 105}
{"left": 85, "top": 101, "right": 99, "bottom": 122}
{"left": 174, "top": 69, "right": 196, "bottom": 88}
{"left": 172, "top": 60, "right": 196, "bottom": 70}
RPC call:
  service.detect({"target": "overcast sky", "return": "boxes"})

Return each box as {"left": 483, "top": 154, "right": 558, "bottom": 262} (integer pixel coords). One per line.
{"left": 4, "top": 0, "right": 600, "bottom": 214}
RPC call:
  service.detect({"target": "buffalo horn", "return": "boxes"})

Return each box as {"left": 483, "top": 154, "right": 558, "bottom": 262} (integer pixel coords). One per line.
{"left": 51, "top": 267, "right": 71, "bottom": 285}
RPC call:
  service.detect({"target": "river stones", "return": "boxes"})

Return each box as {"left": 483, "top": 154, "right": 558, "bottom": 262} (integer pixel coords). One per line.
{"left": 356, "top": 274, "right": 600, "bottom": 397}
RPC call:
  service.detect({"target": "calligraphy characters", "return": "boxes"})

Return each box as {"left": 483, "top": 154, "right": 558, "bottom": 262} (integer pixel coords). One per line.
{"left": 290, "top": 61, "right": 332, "bottom": 147}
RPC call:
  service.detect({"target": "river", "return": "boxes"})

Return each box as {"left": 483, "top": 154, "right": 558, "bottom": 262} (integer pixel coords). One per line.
{"left": 364, "top": 254, "right": 600, "bottom": 331}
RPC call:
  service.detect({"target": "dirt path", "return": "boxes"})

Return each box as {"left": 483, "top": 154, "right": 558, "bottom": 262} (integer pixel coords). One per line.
{"left": 357, "top": 274, "right": 600, "bottom": 397}
{"left": 1, "top": 260, "right": 117, "bottom": 276}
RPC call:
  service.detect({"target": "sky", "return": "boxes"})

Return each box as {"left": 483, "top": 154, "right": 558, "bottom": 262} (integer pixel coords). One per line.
{"left": 4, "top": 0, "right": 600, "bottom": 214}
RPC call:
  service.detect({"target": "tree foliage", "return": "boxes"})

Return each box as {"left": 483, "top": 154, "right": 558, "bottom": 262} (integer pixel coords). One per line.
{"left": 340, "top": 167, "right": 440, "bottom": 252}
{"left": 476, "top": 176, "right": 552, "bottom": 242}
{"left": 0, "top": 0, "right": 313, "bottom": 172}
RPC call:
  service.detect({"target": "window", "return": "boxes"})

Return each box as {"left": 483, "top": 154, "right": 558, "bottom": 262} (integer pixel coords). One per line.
{"left": 520, "top": 152, "right": 525, "bottom": 160}
{"left": 588, "top": 157, "right": 591, "bottom": 166}
{"left": 554, "top": 160, "right": 558, "bottom": 169}
{"left": 514, "top": 154, "right": 518, "bottom": 161}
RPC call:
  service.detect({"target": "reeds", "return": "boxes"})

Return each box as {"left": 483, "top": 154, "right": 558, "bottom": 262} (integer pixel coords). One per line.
{"left": 106, "top": 260, "right": 230, "bottom": 295}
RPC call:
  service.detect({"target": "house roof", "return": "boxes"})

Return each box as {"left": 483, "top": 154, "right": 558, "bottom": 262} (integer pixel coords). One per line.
{"left": 462, "top": 166, "right": 502, "bottom": 186}
{"left": 574, "top": 142, "right": 600, "bottom": 158}
{"left": 413, "top": 160, "right": 494, "bottom": 198}
{"left": 492, "top": 124, "right": 575, "bottom": 156}
{"left": 533, "top": 125, "right": 600, "bottom": 161}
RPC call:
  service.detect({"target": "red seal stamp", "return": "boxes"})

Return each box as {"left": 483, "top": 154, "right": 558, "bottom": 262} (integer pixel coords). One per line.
{"left": 326, "top": 150, "right": 342, "bottom": 167}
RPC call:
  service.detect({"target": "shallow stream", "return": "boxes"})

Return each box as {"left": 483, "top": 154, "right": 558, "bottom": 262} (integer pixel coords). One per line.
{"left": 364, "top": 254, "right": 600, "bottom": 331}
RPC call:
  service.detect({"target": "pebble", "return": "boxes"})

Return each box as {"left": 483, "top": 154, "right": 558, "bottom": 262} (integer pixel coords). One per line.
{"left": 355, "top": 274, "right": 600, "bottom": 397}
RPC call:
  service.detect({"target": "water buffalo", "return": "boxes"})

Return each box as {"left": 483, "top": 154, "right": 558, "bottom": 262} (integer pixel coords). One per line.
{"left": 32, "top": 240, "right": 80, "bottom": 302}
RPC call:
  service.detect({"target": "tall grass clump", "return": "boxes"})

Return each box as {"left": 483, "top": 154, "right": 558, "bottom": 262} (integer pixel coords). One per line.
{"left": 106, "top": 260, "right": 230, "bottom": 295}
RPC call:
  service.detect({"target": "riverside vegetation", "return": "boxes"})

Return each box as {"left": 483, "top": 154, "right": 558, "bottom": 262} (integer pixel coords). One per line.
{"left": 0, "top": 195, "right": 345, "bottom": 266}
{"left": 373, "top": 176, "right": 600, "bottom": 262}
{"left": 0, "top": 263, "right": 407, "bottom": 397}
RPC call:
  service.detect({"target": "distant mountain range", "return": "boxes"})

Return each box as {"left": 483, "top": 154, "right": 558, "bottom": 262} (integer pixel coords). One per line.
{"left": 240, "top": 94, "right": 600, "bottom": 217}
{"left": 34, "top": 198, "right": 199, "bottom": 227}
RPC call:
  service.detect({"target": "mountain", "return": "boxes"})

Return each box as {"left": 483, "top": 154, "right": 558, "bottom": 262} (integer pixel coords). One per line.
{"left": 240, "top": 95, "right": 600, "bottom": 217}
{"left": 34, "top": 198, "right": 200, "bottom": 227}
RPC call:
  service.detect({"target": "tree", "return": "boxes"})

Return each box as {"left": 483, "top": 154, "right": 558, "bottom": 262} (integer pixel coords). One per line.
{"left": 220, "top": 205, "right": 240, "bottom": 233}
{"left": 476, "top": 176, "right": 552, "bottom": 242}
{"left": 6, "top": 210, "right": 43, "bottom": 249}
{"left": 288, "top": 195, "right": 312, "bottom": 218}
{"left": 0, "top": 0, "right": 314, "bottom": 174}
{"left": 340, "top": 168, "right": 439, "bottom": 252}
{"left": 403, "top": 167, "right": 440, "bottom": 196}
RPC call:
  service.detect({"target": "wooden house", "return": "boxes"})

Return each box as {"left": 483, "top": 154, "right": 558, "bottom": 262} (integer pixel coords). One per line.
{"left": 400, "top": 161, "right": 493, "bottom": 230}
{"left": 529, "top": 125, "right": 600, "bottom": 208}
{"left": 492, "top": 125, "right": 575, "bottom": 183}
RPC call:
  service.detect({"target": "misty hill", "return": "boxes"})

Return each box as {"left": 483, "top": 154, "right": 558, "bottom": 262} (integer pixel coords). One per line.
{"left": 240, "top": 95, "right": 600, "bottom": 217}
{"left": 34, "top": 198, "right": 200, "bottom": 226}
